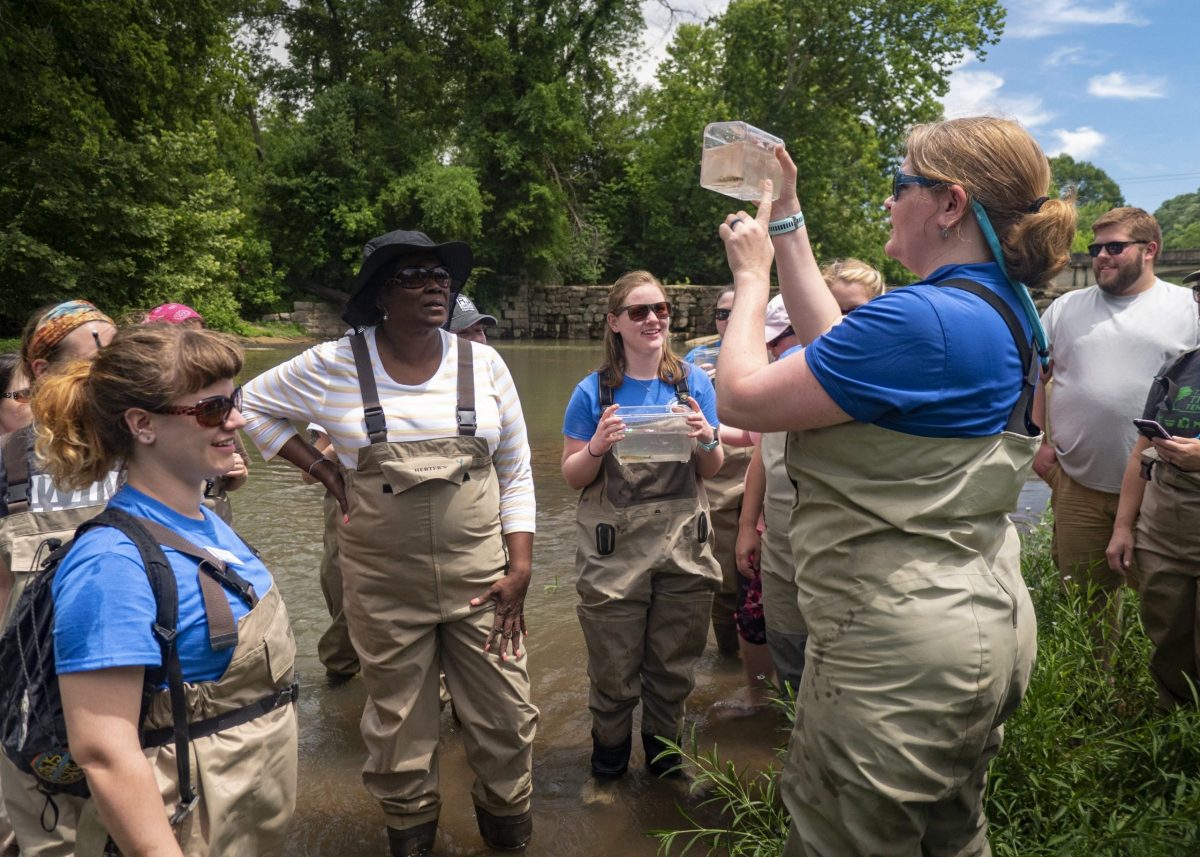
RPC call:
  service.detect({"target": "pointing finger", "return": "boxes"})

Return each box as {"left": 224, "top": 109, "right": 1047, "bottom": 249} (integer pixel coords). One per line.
{"left": 755, "top": 180, "right": 773, "bottom": 224}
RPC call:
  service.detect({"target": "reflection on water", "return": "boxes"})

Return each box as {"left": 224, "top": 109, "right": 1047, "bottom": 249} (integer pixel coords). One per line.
{"left": 233, "top": 341, "right": 1051, "bottom": 856}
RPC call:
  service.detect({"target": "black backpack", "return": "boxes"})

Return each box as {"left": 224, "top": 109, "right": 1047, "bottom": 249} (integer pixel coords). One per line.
{"left": 0, "top": 506, "right": 230, "bottom": 824}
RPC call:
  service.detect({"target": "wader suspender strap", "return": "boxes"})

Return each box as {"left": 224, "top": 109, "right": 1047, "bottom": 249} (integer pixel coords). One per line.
{"left": 457, "top": 338, "right": 477, "bottom": 437}
{"left": 349, "top": 331, "right": 478, "bottom": 442}
{"left": 1, "top": 427, "right": 31, "bottom": 513}
{"left": 350, "top": 332, "right": 388, "bottom": 444}
{"left": 597, "top": 368, "right": 692, "bottom": 409}
{"left": 937, "top": 279, "right": 1038, "bottom": 436}
{"left": 136, "top": 519, "right": 259, "bottom": 651}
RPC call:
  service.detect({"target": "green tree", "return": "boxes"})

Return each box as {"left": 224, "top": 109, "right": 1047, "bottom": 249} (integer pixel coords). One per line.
{"left": 597, "top": 0, "right": 1006, "bottom": 286}
{"left": 0, "top": 0, "right": 276, "bottom": 332}
{"left": 1049, "top": 155, "right": 1124, "bottom": 208}
{"left": 1155, "top": 188, "right": 1200, "bottom": 250}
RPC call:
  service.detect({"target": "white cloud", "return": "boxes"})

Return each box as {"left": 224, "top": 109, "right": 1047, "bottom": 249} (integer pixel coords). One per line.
{"left": 1043, "top": 45, "right": 1101, "bottom": 67}
{"left": 1087, "top": 71, "right": 1167, "bottom": 99}
{"left": 1046, "top": 126, "right": 1107, "bottom": 159}
{"left": 1006, "top": 0, "right": 1148, "bottom": 38}
{"left": 633, "top": 0, "right": 730, "bottom": 86}
{"left": 940, "top": 69, "right": 1055, "bottom": 128}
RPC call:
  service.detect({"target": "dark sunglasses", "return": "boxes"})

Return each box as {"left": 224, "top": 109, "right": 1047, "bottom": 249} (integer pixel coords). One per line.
{"left": 389, "top": 266, "right": 453, "bottom": 289}
{"left": 616, "top": 301, "right": 671, "bottom": 322}
{"left": 155, "top": 387, "right": 242, "bottom": 428}
{"left": 892, "top": 169, "right": 943, "bottom": 200}
{"left": 1192, "top": 284, "right": 1200, "bottom": 303}
{"left": 2, "top": 388, "right": 31, "bottom": 404}
{"left": 713, "top": 308, "right": 732, "bottom": 321}
{"left": 1086, "top": 240, "right": 1148, "bottom": 258}
{"left": 767, "top": 325, "right": 794, "bottom": 348}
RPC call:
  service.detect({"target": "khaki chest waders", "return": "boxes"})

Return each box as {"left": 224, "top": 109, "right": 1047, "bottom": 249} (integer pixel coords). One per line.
{"left": 574, "top": 373, "right": 720, "bottom": 773}
{"left": 780, "top": 280, "right": 1041, "bottom": 857}
{"left": 337, "top": 333, "right": 536, "bottom": 833}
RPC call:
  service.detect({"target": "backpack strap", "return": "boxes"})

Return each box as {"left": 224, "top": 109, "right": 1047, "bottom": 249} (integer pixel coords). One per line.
{"left": 456, "top": 338, "right": 477, "bottom": 437}
{"left": 75, "top": 507, "right": 198, "bottom": 825}
{"left": 135, "top": 519, "right": 258, "bottom": 651}
{"left": 349, "top": 331, "right": 388, "bottom": 445}
{"left": 935, "top": 278, "right": 1038, "bottom": 436}
{"left": 2, "top": 427, "right": 32, "bottom": 513}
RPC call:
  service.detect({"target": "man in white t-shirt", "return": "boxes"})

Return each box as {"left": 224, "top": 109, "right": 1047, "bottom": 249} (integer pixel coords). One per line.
{"left": 1033, "top": 207, "right": 1200, "bottom": 605}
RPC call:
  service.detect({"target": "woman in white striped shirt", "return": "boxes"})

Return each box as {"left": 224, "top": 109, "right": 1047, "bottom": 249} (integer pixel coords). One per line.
{"left": 241, "top": 230, "right": 537, "bottom": 856}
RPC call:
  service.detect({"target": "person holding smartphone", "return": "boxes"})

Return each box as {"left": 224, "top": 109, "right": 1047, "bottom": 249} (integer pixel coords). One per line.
{"left": 1107, "top": 269, "right": 1200, "bottom": 706}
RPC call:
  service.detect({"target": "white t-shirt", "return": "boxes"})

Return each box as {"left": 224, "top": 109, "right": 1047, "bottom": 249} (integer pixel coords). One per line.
{"left": 1041, "top": 278, "right": 1200, "bottom": 492}
{"left": 241, "top": 328, "right": 535, "bottom": 534}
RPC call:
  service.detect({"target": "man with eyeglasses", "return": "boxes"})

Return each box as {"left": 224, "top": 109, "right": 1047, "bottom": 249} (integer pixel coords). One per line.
{"left": 1033, "top": 207, "right": 1200, "bottom": 634}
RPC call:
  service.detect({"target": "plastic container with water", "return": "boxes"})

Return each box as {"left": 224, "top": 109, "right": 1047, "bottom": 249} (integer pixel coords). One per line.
{"left": 616, "top": 405, "right": 693, "bottom": 464}
{"left": 700, "top": 121, "right": 784, "bottom": 201}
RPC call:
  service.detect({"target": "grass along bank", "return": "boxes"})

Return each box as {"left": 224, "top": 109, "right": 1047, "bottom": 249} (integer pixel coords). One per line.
{"left": 655, "top": 516, "right": 1200, "bottom": 856}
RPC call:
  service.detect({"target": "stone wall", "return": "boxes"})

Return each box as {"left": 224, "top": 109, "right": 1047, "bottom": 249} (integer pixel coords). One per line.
{"left": 264, "top": 285, "right": 733, "bottom": 341}
{"left": 260, "top": 301, "right": 346, "bottom": 339}
{"left": 491, "top": 283, "right": 731, "bottom": 340}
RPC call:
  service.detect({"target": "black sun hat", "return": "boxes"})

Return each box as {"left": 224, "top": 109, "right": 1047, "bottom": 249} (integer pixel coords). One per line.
{"left": 343, "top": 229, "right": 473, "bottom": 328}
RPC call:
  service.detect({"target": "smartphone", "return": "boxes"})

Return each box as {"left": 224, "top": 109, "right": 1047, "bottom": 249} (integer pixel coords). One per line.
{"left": 1133, "top": 418, "right": 1172, "bottom": 441}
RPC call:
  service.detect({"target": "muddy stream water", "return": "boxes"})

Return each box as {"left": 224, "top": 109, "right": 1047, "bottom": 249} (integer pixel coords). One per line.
{"left": 234, "top": 342, "right": 1050, "bottom": 857}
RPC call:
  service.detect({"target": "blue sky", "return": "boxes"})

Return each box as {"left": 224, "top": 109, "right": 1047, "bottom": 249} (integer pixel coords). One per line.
{"left": 638, "top": 0, "right": 1200, "bottom": 213}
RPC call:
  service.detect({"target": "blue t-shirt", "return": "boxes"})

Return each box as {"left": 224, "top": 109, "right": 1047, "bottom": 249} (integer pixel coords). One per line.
{"left": 804, "top": 262, "right": 1031, "bottom": 438}
{"left": 52, "top": 485, "right": 274, "bottom": 684}
{"left": 562, "top": 365, "right": 720, "bottom": 440}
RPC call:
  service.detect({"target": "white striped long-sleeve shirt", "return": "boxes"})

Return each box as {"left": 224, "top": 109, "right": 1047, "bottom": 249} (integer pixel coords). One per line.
{"left": 241, "top": 328, "right": 535, "bottom": 534}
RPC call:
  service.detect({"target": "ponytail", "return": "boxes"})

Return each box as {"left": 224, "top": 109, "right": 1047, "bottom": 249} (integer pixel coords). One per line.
{"left": 32, "top": 360, "right": 120, "bottom": 491}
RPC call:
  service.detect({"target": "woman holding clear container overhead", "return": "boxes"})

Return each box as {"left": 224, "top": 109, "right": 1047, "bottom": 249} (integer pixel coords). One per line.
{"left": 561, "top": 270, "right": 723, "bottom": 780}
{"left": 715, "top": 117, "right": 1075, "bottom": 855}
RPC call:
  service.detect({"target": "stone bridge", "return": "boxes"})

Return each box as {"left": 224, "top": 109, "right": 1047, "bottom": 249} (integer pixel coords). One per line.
{"left": 1045, "top": 248, "right": 1200, "bottom": 304}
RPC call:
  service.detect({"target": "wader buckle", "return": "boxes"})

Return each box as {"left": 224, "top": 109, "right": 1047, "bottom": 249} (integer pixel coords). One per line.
{"left": 457, "top": 407, "right": 477, "bottom": 432}
{"left": 169, "top": 793, "right": 198, "bottom": 827}
{"left": 1140, "top": 458, "right": 1156, "bottom": 481}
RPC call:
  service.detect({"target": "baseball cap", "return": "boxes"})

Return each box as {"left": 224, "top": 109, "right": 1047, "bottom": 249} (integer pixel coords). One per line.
{"left": 764, "top": 294, "right": 792, "bottom": 343}
{"left": 449, "top": 294, "right": 497, "bottom": 332}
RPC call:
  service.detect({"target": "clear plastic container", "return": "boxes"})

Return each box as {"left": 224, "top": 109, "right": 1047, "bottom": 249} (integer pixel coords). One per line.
{"left": 616, "top": 405, "right": 693, "bottom": 464}
{"left": 700, "top": 121, "right": 784, "bottom": 201}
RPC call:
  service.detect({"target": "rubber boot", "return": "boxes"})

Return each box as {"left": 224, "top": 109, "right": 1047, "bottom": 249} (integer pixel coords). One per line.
{"left": 475, "top": 805, "right": 533, "bottom": 851}
{"left": 591, "top": 729, "right": 632, "bottom": 778}
{"left": 387, "top": 819, "right": 438, "bottom": 856}
{"left": 642, "top": 732, "right": 684, "bottom": 779}
{"left": 712, "top": 620, "right": 740, "bottom": 658}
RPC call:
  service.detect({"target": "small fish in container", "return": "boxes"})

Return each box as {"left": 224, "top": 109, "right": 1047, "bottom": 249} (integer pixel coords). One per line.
{"left": 614, "top": 404, "right": 694, "bottom": 464}
{"left": 700, "top": 121, "right": 784, "bottom": 201}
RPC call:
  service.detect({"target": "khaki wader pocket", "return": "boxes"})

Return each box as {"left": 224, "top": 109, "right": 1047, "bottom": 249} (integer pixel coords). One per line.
{"left": 378, "top": 456, "right": 474, "bottom": 494}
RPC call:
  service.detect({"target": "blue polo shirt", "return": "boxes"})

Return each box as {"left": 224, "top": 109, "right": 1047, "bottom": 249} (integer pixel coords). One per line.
{"left": 804, "top": 262, "right": 1030, "bottom": 437}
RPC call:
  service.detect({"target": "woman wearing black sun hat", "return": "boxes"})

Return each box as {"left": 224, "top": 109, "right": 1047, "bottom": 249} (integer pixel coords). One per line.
{"left": 242, "top": 229, "right": 538, "bottom": 855}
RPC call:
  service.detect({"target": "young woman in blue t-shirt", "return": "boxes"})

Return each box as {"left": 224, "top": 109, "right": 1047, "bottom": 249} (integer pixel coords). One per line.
{"left": 32, "top": 325, "right": 297, "bottom": 857}
{"left": 561, "top": 270, "right": 723, "bottom": 779}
